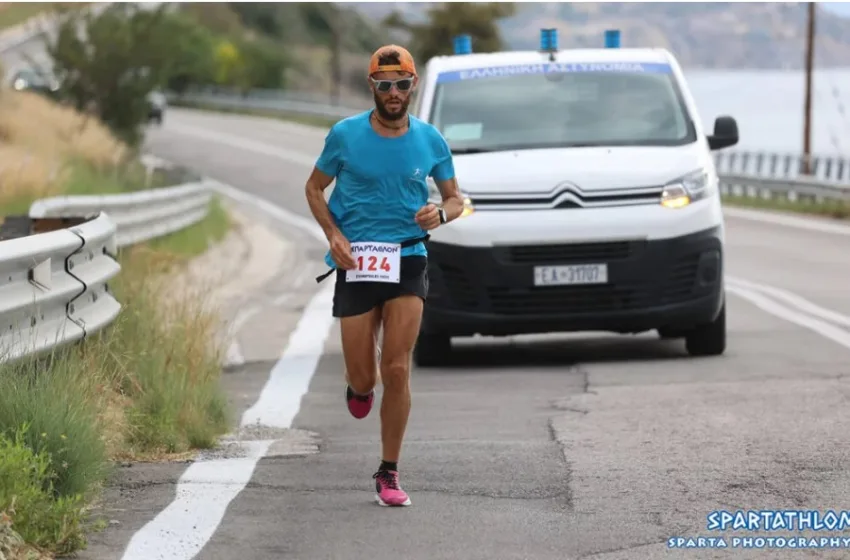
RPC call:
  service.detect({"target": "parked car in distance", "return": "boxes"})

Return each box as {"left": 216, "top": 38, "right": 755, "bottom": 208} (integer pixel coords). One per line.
{"left": 9, "top": 68, "right": 60, "bottom": 99}
{"left": 147, "top": 90, "right": 166, "bottom": 124}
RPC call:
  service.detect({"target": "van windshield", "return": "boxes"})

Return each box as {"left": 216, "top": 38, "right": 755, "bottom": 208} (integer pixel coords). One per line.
{"left": 428, "top": 64, "right": 697, "bottom": 154}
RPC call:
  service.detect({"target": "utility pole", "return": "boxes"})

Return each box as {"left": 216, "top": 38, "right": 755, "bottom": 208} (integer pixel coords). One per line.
{"left": 803, "top": 1, "right": 815, "bottom": 175}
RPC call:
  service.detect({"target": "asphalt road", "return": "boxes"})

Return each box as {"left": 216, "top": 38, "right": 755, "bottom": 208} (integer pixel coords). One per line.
{"left": 104, "top": 107, "right": 850, "bottom": 560}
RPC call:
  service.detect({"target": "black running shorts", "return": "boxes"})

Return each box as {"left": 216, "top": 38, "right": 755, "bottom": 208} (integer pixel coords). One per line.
{"left": 332, "top": 256, "right": 429, "bottom": 318}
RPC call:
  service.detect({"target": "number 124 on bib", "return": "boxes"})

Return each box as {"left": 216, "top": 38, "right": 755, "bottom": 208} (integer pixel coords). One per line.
{"left": 345, "top": 241, "right": 401, "bottom": 284}
{"left": 358, "top": 255, "right": 392, "bottom": 273}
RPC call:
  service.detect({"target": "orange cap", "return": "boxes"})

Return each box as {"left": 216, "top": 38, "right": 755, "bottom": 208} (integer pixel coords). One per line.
{"left": 368, "top": 45, "right": 417, "bottom": 77}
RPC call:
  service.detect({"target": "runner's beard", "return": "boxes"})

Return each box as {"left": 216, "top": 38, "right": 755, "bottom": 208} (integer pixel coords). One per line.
{"left": 374, "top": 93, "right": 410, "bottom": 121}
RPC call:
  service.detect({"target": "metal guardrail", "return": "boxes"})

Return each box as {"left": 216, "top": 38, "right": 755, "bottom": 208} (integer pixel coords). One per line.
{"left": 713, "top": 151, "right": 850, "bottom": 185}
{"left": 0, "top": 170, "right": 214, "bottom": 364}
{"left": 167, "top": 90, "right": 366, "bottom": 121}
{"left": 719, "top": 174, "right": 850, "bottom": 203}
{"left": 0, "top": 212, "right": 120, "bottom": 363}
{"left": 30, "top": 181, "right": 213, "bottom": 247}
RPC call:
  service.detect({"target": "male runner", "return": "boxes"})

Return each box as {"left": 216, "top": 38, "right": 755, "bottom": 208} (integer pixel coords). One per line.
{"left": 304, "top": 44, "right": 464, "bottom": 507}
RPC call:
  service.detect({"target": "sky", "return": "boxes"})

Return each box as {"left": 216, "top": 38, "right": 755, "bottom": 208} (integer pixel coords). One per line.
{"left": 821, "top": 2, "right": 850, "bottom": 17}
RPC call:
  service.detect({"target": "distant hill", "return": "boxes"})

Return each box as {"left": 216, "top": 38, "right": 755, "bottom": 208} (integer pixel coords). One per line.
{"left": 351, "top": 2, "right": 850, "bottom": 70}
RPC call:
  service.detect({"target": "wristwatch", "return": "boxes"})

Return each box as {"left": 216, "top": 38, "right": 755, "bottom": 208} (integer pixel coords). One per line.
{"left": 438, "top": 207, "right": 447, "bottom": 224}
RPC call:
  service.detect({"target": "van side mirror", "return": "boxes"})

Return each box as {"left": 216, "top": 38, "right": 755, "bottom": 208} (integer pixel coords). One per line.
{"left": 707, "top": 115, "right": 739, "bottom": 151}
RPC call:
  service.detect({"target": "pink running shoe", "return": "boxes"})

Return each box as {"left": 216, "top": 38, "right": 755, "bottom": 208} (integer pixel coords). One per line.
{"left": 345, "top": 385, "right": 374, "bottom": 419}
{"left": 373, "top": 470, "right": 412, "bottom": 507}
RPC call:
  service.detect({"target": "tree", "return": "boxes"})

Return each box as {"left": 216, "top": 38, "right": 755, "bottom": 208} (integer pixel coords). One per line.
{"left": 45, "top": 3, "right": 183, "bottom": 147}
{"left": 235, "top": 36, "right": 289, "bottom": 91}
{"left": 213, "top": 39, "right": 244, "bottom": 87}
{"left": 384, "top": 2, "right": 516, "bottom": 63}
{"left": 158, "top": 12, "right": 218, "bottom": 95}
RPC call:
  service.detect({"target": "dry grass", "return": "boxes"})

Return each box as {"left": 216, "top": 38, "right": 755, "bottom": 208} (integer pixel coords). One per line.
{"left": 0, "top": 2, "right": 56, "bottom": 31}
{"left": 0, "top": 91, "right": 127, "bottom": 208}
{"left": 87, "top": 242, "right": 231, "bottom": 462}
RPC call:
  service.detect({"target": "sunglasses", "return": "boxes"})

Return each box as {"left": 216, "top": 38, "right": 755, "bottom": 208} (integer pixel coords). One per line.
{"left": 370, "top": 77, "right": 414, "bottom": 93}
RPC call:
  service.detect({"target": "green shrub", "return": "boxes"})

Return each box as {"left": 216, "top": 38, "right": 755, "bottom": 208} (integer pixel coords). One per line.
{"left": 0, "top": 355, "right": 109, "bottom": 501}
{"left": 0, "top": 424, "right": 87, "bottom": 555}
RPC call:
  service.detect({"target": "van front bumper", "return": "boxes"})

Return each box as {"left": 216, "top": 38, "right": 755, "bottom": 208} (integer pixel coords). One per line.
{"left": 422, "top": 226, "right": 724, "bottom": 337}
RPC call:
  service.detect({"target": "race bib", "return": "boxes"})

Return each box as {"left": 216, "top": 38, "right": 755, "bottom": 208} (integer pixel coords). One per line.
{"left": 345, "top": 241, "right": 401, "bottom": 284}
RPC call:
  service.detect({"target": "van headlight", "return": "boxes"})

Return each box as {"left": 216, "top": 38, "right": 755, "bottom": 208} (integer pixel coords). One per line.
{"left": 660, "top": 168, "right": 714, "bottom": 209}
{"left": 460, "top": 196, "right": 474, "bottom": 218}
{"left": 428, "top": 179, "right": 475, "bottom": 218}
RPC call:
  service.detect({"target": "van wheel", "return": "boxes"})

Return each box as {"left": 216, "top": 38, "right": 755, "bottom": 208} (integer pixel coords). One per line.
{"left": 685, "top": 303, "right": 726, "bottom": 356}
{"left": 413, "top": 332, "right": 451, "bottom": 367}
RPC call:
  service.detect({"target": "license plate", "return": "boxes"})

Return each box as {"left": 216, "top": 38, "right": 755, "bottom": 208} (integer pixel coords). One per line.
{"left": 533, "top": 264, "right": 608, "bottom": 286}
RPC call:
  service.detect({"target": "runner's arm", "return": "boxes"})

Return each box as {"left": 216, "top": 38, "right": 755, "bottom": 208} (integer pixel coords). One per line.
{"left": 305, "top": 166, "right": 340, "bottom": 241}
{"left": 307, "top": 127, "right": 345, "bottom": 241}
{"left": 433, "top": 176, "right": 465, "bottom": 222}
{"left": 429, "top": 126, "right": 464, "bottom": 223}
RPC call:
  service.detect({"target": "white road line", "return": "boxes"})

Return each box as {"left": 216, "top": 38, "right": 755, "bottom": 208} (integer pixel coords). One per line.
{"left": 727, "top": 284, "right": 850, "bottom": 350}
{"left": 120, "top": 440, "right": 273, "bottom": 560}
{"left": 240, "top": 281, "right": 334, "bottom": 429}
{"left": 120, "top": 181, "right": 337, "bottom": 560}
{"left": 727, "top": 276, "right": 850, "bottom": 329}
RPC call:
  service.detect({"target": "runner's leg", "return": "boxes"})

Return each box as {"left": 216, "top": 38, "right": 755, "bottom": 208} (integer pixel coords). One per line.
{"left": 341, "top": 308, "right": 382, "bottom": 392}
{"left": 372, "top": 293, "right": 422, "bottom": 506}
{"left": 334, "top": 268, "right": 383, "bottom": 419}
{"left": 378, "top": 294, "right": 421, "bottom": 461}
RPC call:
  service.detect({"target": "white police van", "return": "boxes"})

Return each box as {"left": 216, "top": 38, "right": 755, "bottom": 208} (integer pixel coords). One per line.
{"left": 411, "top": 29, "right": 739, "bottom": 367}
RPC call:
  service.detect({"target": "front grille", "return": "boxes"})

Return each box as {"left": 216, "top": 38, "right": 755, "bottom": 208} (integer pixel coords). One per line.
{"left": 428, "top": 241, "right": 710, "bottom": 317}
{"left": 438, "top": 263, "right": 479, "bottom": 309}
{"left": 488, "top": 284, "right": 654, "bottom": 315}
{"left": 504, "top": 241, "right": 640, "bottom": 264}
{"left": 488, "top": 252, "right": 704, "bottom": 316}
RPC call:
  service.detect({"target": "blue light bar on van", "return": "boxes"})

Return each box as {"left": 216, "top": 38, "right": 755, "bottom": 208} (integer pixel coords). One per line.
{"left": 604, "top": 29, "right": 621, "bottom": 48}
{"left": 540, "top": 28, "right": 558, "bottom": 52}
{"left": 453, "top": 34, "right": 472, "bottom": 55}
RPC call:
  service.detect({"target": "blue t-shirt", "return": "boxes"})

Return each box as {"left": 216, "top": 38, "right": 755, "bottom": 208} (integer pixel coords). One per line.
{"left": 315, "top": 111, "right": 456, "bottom": 269}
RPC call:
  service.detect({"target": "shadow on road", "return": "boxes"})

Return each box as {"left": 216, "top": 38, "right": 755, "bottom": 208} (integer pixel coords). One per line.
{"left": 423, "top": 333, "right": 704, "bottom": 370}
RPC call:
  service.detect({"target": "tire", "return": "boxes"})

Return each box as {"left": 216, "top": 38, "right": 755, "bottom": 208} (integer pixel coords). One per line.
{"left": 685, "top": 302, "right": 726, "bottom": 356}
{"left": 413, "top": 332, "right": 451, "bottom": 367}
